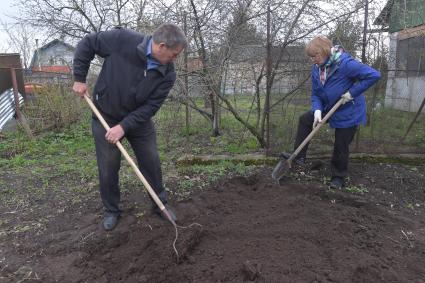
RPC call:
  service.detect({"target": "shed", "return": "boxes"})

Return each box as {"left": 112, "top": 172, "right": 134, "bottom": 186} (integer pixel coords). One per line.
{"left": 374, "top": 0, "right": 425, "bottom": 112}
{"left": 30, "top": 39, "right": 75, "bottom": 73}
{"left": 27, "top": 39, "right": 75, "bottom": 87}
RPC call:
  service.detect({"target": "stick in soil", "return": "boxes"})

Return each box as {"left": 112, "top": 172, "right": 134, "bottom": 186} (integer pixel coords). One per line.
{"left": 171, "top": 223, "right": 203, "bottom": 262}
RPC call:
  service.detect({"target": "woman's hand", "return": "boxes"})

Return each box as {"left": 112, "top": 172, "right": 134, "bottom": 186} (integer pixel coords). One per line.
{"left": 341, "top": 92, "right": 353, "bottom": 104}
{"left": 313, "top": 110, "right": 322, "bottom": 128}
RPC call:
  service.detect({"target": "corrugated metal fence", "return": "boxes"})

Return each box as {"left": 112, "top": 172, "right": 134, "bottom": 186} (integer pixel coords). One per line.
{"left": 0, "top": 89, "right": 24, "bottom": 131}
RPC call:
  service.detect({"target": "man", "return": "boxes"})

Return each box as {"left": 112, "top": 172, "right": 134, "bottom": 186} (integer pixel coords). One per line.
{"left": 72, "top": 23, "right": 187, "bottom": 231}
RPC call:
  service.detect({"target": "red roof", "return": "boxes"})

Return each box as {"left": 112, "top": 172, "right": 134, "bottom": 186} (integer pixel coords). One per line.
{"left": 32, "top": 65, "right": 71, "bottom": 74}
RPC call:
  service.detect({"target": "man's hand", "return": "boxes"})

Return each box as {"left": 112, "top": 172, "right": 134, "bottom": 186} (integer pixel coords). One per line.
{"left": 341, "top": 91, "right": 353, "bottom": 105}
{"left": 313, "top": 110, "right": 322, "bottom": 128}
{"left": 105, "top": 124, "right": 125, "bottom": 144}
{"left": 73, "top": 82, "right": 87, "bottom": 98}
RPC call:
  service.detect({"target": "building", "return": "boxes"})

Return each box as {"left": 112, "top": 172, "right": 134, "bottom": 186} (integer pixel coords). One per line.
{"left": 26, "top": 39, "right": 75, "bottom": 87}
{"left": 224, "top": 44, "right": 310, "bottom": 96}
{"left": 374, "top": 0, "right": 425, "bottom": 112}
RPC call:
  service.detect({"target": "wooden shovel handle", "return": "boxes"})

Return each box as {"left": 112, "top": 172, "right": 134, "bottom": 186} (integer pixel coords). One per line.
{"left": 288, "top": 98, "right": 345, "bottom": 162}
{"left": 83, "top": 94, "right": 176, "bottom": 225}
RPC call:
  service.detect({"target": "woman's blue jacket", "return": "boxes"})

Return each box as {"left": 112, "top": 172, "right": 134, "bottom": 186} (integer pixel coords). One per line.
{"left": 310, "top": 53, "right": 381, "bottom": 128}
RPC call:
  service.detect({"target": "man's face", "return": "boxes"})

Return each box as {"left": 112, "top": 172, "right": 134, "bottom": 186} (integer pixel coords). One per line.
{"left": 155, "top": 43, "right": 184, "bottom": 65}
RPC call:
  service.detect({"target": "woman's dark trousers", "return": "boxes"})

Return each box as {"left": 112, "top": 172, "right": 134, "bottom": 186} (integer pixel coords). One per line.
{"left": 294, "top": 111, "right": 357, "bottom": 178}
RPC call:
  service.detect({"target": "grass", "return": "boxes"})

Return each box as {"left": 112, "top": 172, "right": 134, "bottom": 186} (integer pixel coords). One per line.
{"left": 0, "top": 113, "right": 97, "bottom": 181}
{"left": 0, "top": 94, "right": 262, "bottom": 206}
{"left": 171, "top": 160, "right": 256, "bottom": 199}
{"left": 269, "top": 90, "right": 425, "bottom": 153}
{"left": 345, "top": 185, "right": 369, "bottom": 194}
{"left": 1, "top": 89, "right": 424, "bottom": 207}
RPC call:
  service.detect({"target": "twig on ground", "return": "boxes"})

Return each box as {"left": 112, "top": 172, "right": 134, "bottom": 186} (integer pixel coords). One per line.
{"left": 385, "top": 236, "right": 400, "bottom": 244}
{"left": 401, "top": 229, "right": 414, "bottom": 248}
{"left": 81, "top": 231, "right": 95, "bottom": 242}
{"left": 2, "top": 211, "right": 18, "bottom": 215}
{"left": 16, "top": 270, "right": 41, "bottom": 282}
{"left": 172, "top": 222, "right": 203, "bottom": 261}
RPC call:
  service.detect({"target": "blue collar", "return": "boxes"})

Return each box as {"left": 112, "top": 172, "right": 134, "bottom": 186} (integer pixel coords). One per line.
{"left": 146, "top": 39, "right": 161, "bottom": 70}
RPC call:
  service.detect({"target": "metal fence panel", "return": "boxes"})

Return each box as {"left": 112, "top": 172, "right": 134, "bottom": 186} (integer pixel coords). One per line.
{"left": 0, "top": 89, "right": 24, "bottom": 130}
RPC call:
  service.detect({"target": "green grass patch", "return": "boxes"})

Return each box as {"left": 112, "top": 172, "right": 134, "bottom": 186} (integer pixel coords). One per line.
{"left": 345, "top": 185, "right": 369, "bottom": 194}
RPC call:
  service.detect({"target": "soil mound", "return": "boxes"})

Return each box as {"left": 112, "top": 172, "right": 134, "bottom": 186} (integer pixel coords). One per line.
{"left": 2, "top": 165, "right": 425, "bottom": 282}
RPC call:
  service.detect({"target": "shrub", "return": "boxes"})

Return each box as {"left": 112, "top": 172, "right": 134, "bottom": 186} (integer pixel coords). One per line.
{"left": 22, "top": 85, "right": 84, "bottom": 133}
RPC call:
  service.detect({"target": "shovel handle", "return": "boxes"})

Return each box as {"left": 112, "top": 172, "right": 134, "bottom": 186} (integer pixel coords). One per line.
{"left": 83, "top": 94, "right": 176, "bottom": 226}
{"left": 288, "top": 98, "right": 345, "bottom": 163}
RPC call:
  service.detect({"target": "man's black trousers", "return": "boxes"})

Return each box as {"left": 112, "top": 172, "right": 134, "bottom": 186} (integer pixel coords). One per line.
{"left": 92, "top": 118, "right": 167, "bottom": 216}
{"left": 294, "top": 111, "right": 357, "bottom": 178}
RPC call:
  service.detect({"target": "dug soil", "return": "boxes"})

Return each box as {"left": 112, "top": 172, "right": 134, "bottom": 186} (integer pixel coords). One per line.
{"left": 1, "top": 161, "right": 425, "bottom": 282}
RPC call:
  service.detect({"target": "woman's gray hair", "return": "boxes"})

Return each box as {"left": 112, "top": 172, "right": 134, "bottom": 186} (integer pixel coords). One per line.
{"left": 152, "top": 23, "right": 187, "bottom": 49}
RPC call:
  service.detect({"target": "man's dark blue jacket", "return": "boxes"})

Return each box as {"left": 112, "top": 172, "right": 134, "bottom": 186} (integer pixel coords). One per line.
{"left": 73, "top": 27, "right": 176, "bottom": 132}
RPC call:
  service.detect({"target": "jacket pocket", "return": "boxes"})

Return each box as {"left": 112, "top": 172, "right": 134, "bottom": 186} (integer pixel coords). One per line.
{"left": 135, "top": 75, "right": 158, "bottom": 104}
{"left": 94, "top": 78, "right": 107, "bottom": 101}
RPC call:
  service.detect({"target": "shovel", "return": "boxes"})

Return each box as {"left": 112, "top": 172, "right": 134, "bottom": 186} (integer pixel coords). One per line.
{"left": 83, "top": 94, "right": 176, "bottom": 225}
{"left": 272, "top": 97, "right": 345, "bottom": 181}
{"left": 84, "top": 94, "right": 203, "bottom": 261}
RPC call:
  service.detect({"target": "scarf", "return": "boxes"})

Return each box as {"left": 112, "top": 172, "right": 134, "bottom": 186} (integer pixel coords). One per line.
{"left": 319, "top": 45, "right": 344, "bottom": 85}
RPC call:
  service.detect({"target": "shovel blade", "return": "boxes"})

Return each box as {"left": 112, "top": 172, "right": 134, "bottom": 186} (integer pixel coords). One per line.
{"left": 161, "top": 208, "right": 177, "bottom": 226}
{"left": 271, "top": 159, "right": 292, "bottom": 181}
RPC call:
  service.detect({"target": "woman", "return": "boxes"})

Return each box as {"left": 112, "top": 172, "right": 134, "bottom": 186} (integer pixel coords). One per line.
{"left": 287, "top": 35, "right": 380, "bottom": 189}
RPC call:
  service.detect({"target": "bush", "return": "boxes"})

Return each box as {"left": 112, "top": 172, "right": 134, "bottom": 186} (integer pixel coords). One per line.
{"left": 22, "top": 85, "right": 84, "bottom": 133}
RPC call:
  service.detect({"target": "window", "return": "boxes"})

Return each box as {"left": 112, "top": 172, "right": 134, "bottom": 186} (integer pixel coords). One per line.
{"left": 396, "top": 35, "right": 425, "bottom": 77}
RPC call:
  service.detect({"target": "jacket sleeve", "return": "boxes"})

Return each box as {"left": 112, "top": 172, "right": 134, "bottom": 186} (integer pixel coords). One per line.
{"left": 73, "top": 29, "right": 121, "bottom": 83}
{"left": 310, "top": 69, "right": 323, "bottom": 112}
{"left": 119, "top": 76, "right": 175, "bottom": 132}
{"left": 345, "top": 59, "right": 381, "bottom": 98}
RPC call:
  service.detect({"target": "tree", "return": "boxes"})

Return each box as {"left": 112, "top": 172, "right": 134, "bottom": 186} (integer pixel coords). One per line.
{"left": 15, "top": 0, "right": 151, "bottom": 40}
{"left": 169, "top": 0, "right": 367, "bottom": 147}
{"left": 0, "top": 20, "right": 39, "bottom": 69}
{"left": 328, "top": 18, "right": 363, "bottom": 55}
{"left": 13, "top": 0, "right": 372, "bottom": 150}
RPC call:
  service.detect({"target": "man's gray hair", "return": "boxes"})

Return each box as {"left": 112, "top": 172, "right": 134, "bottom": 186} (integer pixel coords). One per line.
{"left": 152, "top": 23, "right": 187, "bottom": 49}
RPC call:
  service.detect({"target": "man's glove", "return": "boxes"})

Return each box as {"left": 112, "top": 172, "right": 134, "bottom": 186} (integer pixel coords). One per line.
{"left": 341, "top": 91, "right": 353, "bottom": 104}
{"left": 313, "top": 110, "right": 322, "bottom": 128}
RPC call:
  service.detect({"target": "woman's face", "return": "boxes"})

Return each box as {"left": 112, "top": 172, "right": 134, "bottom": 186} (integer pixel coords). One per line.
{"left": 309, "top": 51, "right": 326, "bottom": 65}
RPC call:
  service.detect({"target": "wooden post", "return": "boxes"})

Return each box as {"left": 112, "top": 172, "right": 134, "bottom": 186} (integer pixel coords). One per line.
{"left": 183, "top": 11, "right": 190, "bottom": 133}
{"left": 401, "top": 95, "right": 425, "bottom": 143}
{"left": 10, "top": 68, "right": 33, "bottom": 139}
{"left": 265, "top": 4, "right": 271, "bottom": 155}
{"left": 355, "top": 0, "right": 369, "bottom": 150}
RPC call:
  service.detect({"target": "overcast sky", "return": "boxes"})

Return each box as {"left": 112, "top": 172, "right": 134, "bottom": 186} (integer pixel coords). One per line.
{"left": 0, "top": 0, "right": 19, "bottom": 52}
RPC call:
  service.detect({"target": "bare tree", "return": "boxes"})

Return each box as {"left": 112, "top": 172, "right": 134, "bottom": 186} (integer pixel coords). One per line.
{"left": 15, "top": 0, "right": 150, "bottom": 40}
{"left": 12, "top": 0, "right": 377, "bottom": 150}
{"left": 0, "top": 20, "right": 38, "bottom": 68}
{"left": 160, "top": 0, "right": 367, "bottom": 147}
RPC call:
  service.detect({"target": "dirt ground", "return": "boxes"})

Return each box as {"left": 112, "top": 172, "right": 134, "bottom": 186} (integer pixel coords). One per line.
{"left": 1, "top": 160, "right": 425, "bottom": 282}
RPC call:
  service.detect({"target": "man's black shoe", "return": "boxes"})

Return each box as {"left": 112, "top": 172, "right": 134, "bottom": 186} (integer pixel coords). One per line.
{"left": 103, "top": 214, "right": 120, "bottom": 231}
{"left": 329, "top": 176, "right": 345, "bottom": 189}
{"left": 152, "top": 204, "right": 177, "bottom": 222}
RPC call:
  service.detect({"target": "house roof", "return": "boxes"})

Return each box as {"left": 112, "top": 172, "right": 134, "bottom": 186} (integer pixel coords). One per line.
{"left": 373, "top": 0, "right": 394, "bottom": 26}
{"left": 374, "top": 0, "right": 425, "bottom": 32}
{"left": 37, "top": 39, "right": 75, "bottom": 52}
{"left": 30, "top": 39, "right": 75, "bottom": 69}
